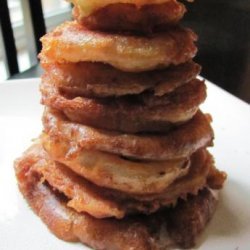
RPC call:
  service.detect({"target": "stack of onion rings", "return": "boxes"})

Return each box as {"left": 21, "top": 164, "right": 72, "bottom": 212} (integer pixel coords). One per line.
{"left": 14, "top": 0, "right": 227, "bottom": 249}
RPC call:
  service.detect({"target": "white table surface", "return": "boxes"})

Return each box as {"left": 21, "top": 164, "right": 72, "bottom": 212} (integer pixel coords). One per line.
{"left": 0, "top": 78, "right": 250, "bottom": 250}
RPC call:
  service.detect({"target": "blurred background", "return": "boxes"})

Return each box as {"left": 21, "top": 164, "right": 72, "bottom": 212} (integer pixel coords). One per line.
{"left": 0, "top": 0, "right": 71, "bottom": 79}
{"left": 0, "top": 0, "right": 249, "bottom": 102}
{"left": 184, "top": 0, "right": 250, "bottom": 103}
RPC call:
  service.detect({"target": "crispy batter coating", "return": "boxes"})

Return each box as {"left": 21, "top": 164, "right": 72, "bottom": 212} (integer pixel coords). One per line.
{"left": 70, "top": 0, "right": 186, "bottom": 18}
{"left": 15, "top": 146, "right": 218, "bottom": 249}
{"left": 41, "top": 78, "right": 206, "bottom": 133}
{"left": 15, "top": 143, "right": 221, "bottom": 218}
{"left": 41, "top": 60, "right": 201, "bottom": 98}
{"left": 41, "top": 134, "right": 226, "bottom": 204}
{"left": 207, "top": 162, "right": 227, "bottom": 189}
{"left": 73, "top": 1, "right": 186, "bottom": 33}
{"left": 43, "top": 108, "right": 214, "bottom": 161}
{"left": 128, "top": 150, "right": 226, "bottom": 202}
{"left": 40, "top": 21, "right": 197, "bottom": 72}
{"left": 15, "top": 143, "right": 126, "bottom": 219}
{"left": 41, "top": 133, "right": 190, "bottom": 195}
{"left": 14, "top": 0, "right": 226, "bottom": 248}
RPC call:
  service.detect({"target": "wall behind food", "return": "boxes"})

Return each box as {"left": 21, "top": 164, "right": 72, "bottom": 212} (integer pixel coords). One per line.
{"left": 183, "top": 0, "right": 250, "bottom": 103}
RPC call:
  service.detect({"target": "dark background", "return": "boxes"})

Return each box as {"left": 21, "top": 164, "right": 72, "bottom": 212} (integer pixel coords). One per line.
{"left": 183, "top": 0, "right": 250, "bottom": 103}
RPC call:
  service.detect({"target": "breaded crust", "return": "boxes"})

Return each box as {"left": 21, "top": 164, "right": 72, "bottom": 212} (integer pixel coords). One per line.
{"left": 43, "top": 108, "right": 214, "bottom": 160}
{"left": 15, "top": 143, "right": 226, "bottom": 219}
{"left": 41, "top": 60, "right": 201, "bottom": 98}
{"left": 41, "top": 133, "right": 190, "bottom": 195}
{"left": 40, "top": 21, "right": 197, "bottom": 72}
{"left": 15, "top": 147, "right": 218, "bottom": 249}
{"left": 41, "top": 78, "right": 206, "bottom": 133}
{"left": 73, "top": 1, "right": 186, "bottom": 33}
{"left": 70, "top": 0, "right": 187, "bottom": 18}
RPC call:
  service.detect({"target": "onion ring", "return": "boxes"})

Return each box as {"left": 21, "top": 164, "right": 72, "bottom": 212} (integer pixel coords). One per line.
{"left": 73, "top": 1, "right": 186, "bottom": 33}
{"left": 42, "top": 108, "right": 214, "bottom": 160}
{"left": 41, "top": 78, "right": 206, "bottom": 133}
{"left": 15, "top": 143, "right": 219, "bottom": 219}
{"left": 40, "top": 21, "right": 197, "bottom": 72}
{"left": 41, "top": 60, "right": 201, "bottom": 98}
{"left": 70, "top": 0, "right": 187, "bottom": 18}
{"left": 41, "top": 133, "right": 190, "bottom": 194}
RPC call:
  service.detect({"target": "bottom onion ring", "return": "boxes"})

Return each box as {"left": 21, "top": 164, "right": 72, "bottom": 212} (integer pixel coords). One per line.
{"left": 41, "top": 133, "right": 190, "bottom": 195}
{"left": 43, "top": 108, "right": 214, "bottom": 161}
{"left": 41, "top": 78, "right": 206, "bottom": 133}
{"left": 15, "top": 149, "right": 218, "bottom": 249}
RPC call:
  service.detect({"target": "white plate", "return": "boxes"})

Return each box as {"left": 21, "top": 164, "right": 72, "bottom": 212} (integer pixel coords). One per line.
{"left": 0, "top": 79, "right": 250, "bottom": 250}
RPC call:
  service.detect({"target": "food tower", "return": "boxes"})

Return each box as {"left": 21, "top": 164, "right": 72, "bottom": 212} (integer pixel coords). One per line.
{"left": 15, "top": 0, "right": 227, "bottom": 249}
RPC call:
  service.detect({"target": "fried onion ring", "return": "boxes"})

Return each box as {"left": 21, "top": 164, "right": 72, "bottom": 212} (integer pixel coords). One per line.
{"left": 15, "top": 143, "right": 221, "bottom": 220}
{"left": 73, "top": 1, "right": 186, "bottom": 33}
{"left": 41, "top": 60, "right": 201, "bottom": 98}
{"left": 41, "top": 133, "right": 190, "bottom": 194}
{"left": 70, "top": 0, "right": 187, "bottom": 18}
{"left": 41, "top": 78, "right": 206, "bottom": 133}
{"left": 15, "top": 146, "right": 218, "bottom": 249}
{"left": 40, "top": 21, "right": 197, "bottom": 72}
{"left": 43, "top": 108, "right": 214, "bottom": 160}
